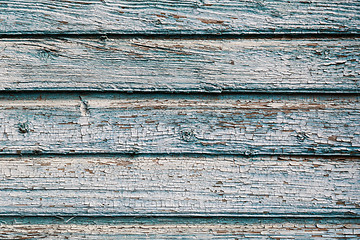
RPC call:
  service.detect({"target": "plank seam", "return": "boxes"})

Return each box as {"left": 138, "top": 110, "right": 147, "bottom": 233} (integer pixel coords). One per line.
{"left": 0, "top": 216, "right": 358, "bottom": 220}
{"left": 0, "top": 214, "right": 358, "bottom": 218}
{"left": 1, "top": 91, "right": 360, "bottom": 95}
{"left": 1, "top": 33, "right": 360, "bottom": 40}
{"left": 1, "top": 153, "right": 360, "bottom": 158}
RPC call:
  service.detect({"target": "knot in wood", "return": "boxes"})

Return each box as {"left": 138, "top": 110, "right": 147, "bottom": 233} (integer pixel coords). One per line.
{"left": 18, "top": 122, "right": 30, "bottom": 134}
{"left": 296, "top": 132, "right": 309, "bottom": 142}
{"left": 38, "top": 48, "right": 58, "bottom": 61}
{"left": 100, "top": 35, "right": 109, "bottom": 41}
{"left": 180, "top": 128, "right": 196, "bottom": 142}
{"left": 244, "top": 150, "right": 254, "bottom": 157}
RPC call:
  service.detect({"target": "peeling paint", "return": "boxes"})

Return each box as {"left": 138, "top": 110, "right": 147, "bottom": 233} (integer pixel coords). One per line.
{"left": 0, "top": 38, "right": 358, "bottom": 92}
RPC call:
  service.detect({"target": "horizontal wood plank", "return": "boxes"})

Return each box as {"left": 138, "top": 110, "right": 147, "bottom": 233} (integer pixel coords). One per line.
{"left": 0, "top": 217, "right": 359, "bottom": 239}
{"left": 0, "top": 38, "right": 359, "bottom": 92}
{"left": 0, "top": 93, "right": 359, "bottom": 155}
{"left": 0, "top": 155, "right": 359, "bottom": 216}
{"left": 0, "top": 0, "right": 359, "bottom": 35}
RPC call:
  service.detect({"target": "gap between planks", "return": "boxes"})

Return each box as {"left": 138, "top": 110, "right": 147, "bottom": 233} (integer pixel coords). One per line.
{"left": 1, "top": 32, "right": 360, "bottom": 39}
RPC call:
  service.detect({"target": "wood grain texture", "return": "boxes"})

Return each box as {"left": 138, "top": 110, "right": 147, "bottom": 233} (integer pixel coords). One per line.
{"left": 0, "top": 0, "right": 359, "bottom": 35}
{"left": 0, "top": 93, "right": 359, "bottom": 155}
{"left": 0, "top": 38, "right": 359, "bottom": 92}
{"left": 0, "top": 217, "right": 359, "bottom": 239}
{"left": 0, "top": 155, "right": 359, "bottom": 216}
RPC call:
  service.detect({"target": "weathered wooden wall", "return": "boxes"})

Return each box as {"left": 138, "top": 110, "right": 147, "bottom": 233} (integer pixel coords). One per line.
{"left": 0, "top": 0, "right": 359, "bottom": 239}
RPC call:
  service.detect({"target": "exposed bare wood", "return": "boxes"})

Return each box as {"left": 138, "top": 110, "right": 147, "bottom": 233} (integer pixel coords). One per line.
{"left": 0, "top": 38, "right": 359, "bottom": 92}
{"left": 0, "top": 155, "right": 358, "bottom": 216}
{"left": 0, "top": 217, "right": 359, "bottom": 239}
{"left": 0, "top": 0, "right": 359, "bottom": 35}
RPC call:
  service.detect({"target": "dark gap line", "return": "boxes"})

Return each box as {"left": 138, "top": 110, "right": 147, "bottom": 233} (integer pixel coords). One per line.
{"left": 0, "top": 153, "right": 359, "bottom": 159}
{"left": 1, "top": 90, "right": 360, "bottom": 96}
{"left": 1, "top": 32, "right": 360, "bottom": 40}
{"left": 0, "top": 215, "right": 358, "bottom": 219}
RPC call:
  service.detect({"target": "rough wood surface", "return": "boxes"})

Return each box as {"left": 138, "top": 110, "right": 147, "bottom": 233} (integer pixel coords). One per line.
{"left": 0, "top": 0, "right": 359, "bottom": 35}
{"left": 0, "top": 217, "right": 359, "bottom": 239}
{"left": 0, "top": 38, "right": 359, "bottom": 92}
{"left": 0, "top": 155, "right": 359, "bottom": 216}
{"left": 0, "top": 93, "right": 359, "bottom": 155}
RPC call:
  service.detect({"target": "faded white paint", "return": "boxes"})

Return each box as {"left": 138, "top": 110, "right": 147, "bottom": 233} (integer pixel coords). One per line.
{"left": 0, "top": 0, "right": 359, "bottom": 35}
{"left": 0, "top": 93, "right": 358, "bottom": 155}
{"left": 0, "top": 38, "right": 358, "bottom": 92}
{"left": 0, "top": 155, "right": 359, "bottom": 216}
{"left": 1, "top": 218, "right": 359, "bottom": 239}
